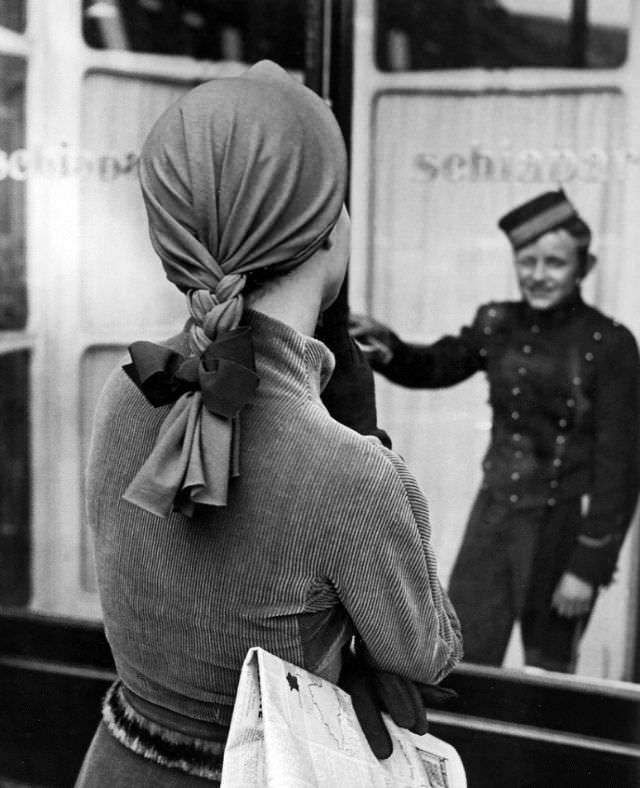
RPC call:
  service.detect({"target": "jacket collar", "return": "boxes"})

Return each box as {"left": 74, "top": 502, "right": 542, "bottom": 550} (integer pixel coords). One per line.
{"left": 519, "top": 289, "right": 585, "bottom": 328}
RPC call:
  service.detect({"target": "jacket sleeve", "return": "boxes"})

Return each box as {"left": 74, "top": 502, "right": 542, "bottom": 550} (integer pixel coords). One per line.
{"left": 372, "top": 308, "right": 487, "bottom": 388}
{"left": 567, "top": 324, "right": 640, "bottom": 586}
{"left": 331, "top": 445, "right": 463, "bottom": 684}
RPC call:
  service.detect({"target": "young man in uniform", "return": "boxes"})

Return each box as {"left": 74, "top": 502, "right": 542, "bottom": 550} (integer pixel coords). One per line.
{"left": 351, "top": 190, "right": 640, "bottom": 672}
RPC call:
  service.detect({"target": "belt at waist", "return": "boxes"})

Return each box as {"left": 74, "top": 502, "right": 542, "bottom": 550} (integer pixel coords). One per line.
{"left": 122, "top": 684, "right": 229, "bottom": 741}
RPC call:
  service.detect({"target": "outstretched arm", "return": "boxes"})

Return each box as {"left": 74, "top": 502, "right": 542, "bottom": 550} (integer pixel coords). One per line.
{"left": 349, "top": 310, "right": 486, "bottom": 388}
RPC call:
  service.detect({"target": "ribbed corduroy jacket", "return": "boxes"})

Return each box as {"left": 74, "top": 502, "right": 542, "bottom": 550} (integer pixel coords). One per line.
{"left": 86, "top": 309, "right": 462, "bottom": 728}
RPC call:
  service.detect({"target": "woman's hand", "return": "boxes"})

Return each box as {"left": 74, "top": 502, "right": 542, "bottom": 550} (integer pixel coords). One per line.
{"left": 551, "top": 572, "right": 594, "bottom": 617}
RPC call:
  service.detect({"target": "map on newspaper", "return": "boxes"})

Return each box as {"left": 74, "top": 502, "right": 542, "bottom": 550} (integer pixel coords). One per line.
{"left": 220, "top": 647, "right": 466, "bottom": 788}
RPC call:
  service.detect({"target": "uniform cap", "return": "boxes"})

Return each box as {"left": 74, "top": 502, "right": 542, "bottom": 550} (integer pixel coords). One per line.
{"left": 498, "top": 189, "right": 590, "bottom": 250}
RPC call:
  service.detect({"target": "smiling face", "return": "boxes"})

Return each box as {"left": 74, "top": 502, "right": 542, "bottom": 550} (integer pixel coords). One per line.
{"left": 514, "top": 229, "right": 583, "bottom": 311}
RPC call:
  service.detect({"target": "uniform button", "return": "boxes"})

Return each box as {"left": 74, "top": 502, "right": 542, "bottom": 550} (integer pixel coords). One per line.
{"left": 512, "top": 411, "right": 520, "bottom": 420}
{"left": 593, "top": 331, "right": 602, "bottom": 341}
{"left": 567, "top": 398, "right": 575, "bottom": 408}
{"left": 514, "top": 450, "right": 523, "bottom": 459}
{"left": 556, "top": 435, "right": 566, "bottom": 445}
{"left": 518, "top": 367, "right": 527, "bottom": 376}
{"left": 483, "top": 326, "right": 492, "bottom": 335}
{"left": 613, "top": 320, "right": 619, "bottom": 327}
{"left": 479, "top": 348, "right": 488, "bottom": 357}
{"left": 511, "top": 471, "right": 520, "bottom": 481}
{"left": 488, "top": 308, "right": 497, "bottom": 318}
{"left": 513, "top": 433, "right": 522, "bottom": 442}
{"left": 547, "top": 497, "right": 557, "bottom": 507}
{"left": 523, "top": 345, "right": 532, "bottom": 354}
{"left": 510, "top": 494, "right": 519, "bottom": 503}
{"left": 585, "top": 352, "right": 594, "bottom": 362}
{"left": 559, "top": 418, "right": 567, "bottom": 428}
{"left": 531, "top": 325, "right": 540, "bottom": 334}
{"left": 572, "top": 376, "right": 582, "bottom": 385}
{"left": 512, "top": 386, "right": 521, "bottom": 396}
{"left": 550, "top": 479, "right": 559, "bottom": 489}
{"left": 484, "top": 460, "right": 493, "bottom": 469}
{"left": 553, "top": 458, "right": 562, "bottom": 467}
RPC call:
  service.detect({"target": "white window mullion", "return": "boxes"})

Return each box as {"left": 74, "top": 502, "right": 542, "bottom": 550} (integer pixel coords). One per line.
{"left": 27, "top": 0, "right": 99, "bottom": 616}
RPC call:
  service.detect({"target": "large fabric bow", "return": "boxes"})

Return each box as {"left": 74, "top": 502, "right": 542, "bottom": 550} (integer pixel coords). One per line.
{"left": 121, "top": 326, "right": 260, "bottom": 518}
{"left": 123, "top": 326, "right": 259, "bottom": 418}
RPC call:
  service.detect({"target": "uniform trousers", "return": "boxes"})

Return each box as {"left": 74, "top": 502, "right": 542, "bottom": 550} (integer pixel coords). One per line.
{"left": 448, "top": 490, "right": 591, "bottom": 673}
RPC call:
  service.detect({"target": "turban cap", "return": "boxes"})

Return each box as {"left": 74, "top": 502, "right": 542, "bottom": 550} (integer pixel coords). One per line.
{"left": 123, "top": 60, "right": 347, "bottom": 517}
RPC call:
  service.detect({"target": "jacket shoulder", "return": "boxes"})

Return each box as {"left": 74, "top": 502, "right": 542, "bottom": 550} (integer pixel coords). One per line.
{"left": 580, "top": 304, "right": 639, "bottom": 353}
{"left": 473, "top": 300, "right": 519, "bottom": 331}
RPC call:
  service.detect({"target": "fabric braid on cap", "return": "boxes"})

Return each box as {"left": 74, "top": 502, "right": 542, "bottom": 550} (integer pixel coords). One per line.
{"left": 188, "top": 274, "right": 247, "bottom": 353}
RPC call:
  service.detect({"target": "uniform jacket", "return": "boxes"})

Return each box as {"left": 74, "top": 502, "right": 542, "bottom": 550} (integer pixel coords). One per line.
{"left": 375, "top": 293, "right": 640, "bottom": 586}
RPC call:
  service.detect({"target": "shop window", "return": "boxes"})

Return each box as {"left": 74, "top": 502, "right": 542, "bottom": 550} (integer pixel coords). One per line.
{"left": 0, "top": 350, "right": 30, "bottom": 606}
{"left": 79, "top": 73, "right": 189, "bottom": 334}
{"left": 0, "top": 55, "right": 25, "bottom": 330}
{"left": 376, "top": 0, "right": 630, "bottom": 71}
{"left": 82, "top": 0, "right": 305, "bottom": 69}
{"left": 0, "top": 0, "right": 25, "bottom": 33}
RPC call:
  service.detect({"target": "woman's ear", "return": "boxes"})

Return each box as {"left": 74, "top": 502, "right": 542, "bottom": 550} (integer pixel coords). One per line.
{"left": 583, "top": 252, "right": 597, "bottom": 277}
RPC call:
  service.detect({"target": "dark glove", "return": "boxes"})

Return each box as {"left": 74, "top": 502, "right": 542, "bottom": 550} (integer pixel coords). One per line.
{"left": 338, "top": 648, "right": 457, "bottom": 759}
{"left": 317, "top": 318, "right": 392, "bottom": 447}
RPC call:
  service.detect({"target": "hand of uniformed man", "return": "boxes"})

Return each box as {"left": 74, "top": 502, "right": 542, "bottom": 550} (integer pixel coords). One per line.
{"left": 348, "top": 313, "right": 395, "bottom": 366}
{"left": 551, "top": 571, "right": 594, "bottom": 617}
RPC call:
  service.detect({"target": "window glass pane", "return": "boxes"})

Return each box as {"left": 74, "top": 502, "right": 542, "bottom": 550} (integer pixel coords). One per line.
{"left": 80, "top": 346, "right": 128, "bottom": 593}
{"left": 82, "top": 0, "right": 305, "bottom": 69}
{"left": 79, "top": 73, "right": 187, "bottom": 334}
{"left": 376, "top": 0, "right": 630, "bottom": 71}
{"left": 0, "top": 0, "right": 25, "bottom": 33}
{"left": 0, "top": 350, "right": 30, "bottom": 606}
{"left": 0, "top": 55, "right": 25, "bottom": 330}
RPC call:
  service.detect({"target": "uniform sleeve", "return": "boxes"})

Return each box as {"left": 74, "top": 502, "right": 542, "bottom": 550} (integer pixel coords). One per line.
{"left": 567, "top": 324, "right": 640, "bottom": 586}
{"left": 373, "top": 308, "right": 487, "bottom": 388}
{"left": 330, "top": 446, "right": 463, "bottom": 684}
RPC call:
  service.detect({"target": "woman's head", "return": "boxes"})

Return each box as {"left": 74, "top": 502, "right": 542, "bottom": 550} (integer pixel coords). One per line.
{"left": 138, "top": 60, "right": 348, "bottom": 348}
{"left": 240, "top": 204, "right": 351, "bottom": 334}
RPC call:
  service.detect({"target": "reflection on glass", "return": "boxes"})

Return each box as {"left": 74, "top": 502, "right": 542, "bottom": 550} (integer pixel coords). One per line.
{"left": 79, "top": 72, "right": 191, "bottom": 333}
{"left": 82, "top": 0, "right": 305, "bottom": 68}
{"left": 0, "top": 55, "right": 25, "bottom": 330}
{"left": 376, "top": 0, "right": 630, "bottom": 71}
{"left": 0, "top": 0, "right": 25, "bottom": 33}
{"left": 0, "top": 350, "right": 30, "bottom": 606}
{"left": 365, "top": 80, "right": 640, "bottom": 680}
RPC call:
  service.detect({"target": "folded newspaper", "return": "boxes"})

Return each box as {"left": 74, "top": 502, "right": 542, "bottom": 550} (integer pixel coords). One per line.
{"left": 220, "top": 647, "right": 466, "bottom": 787}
